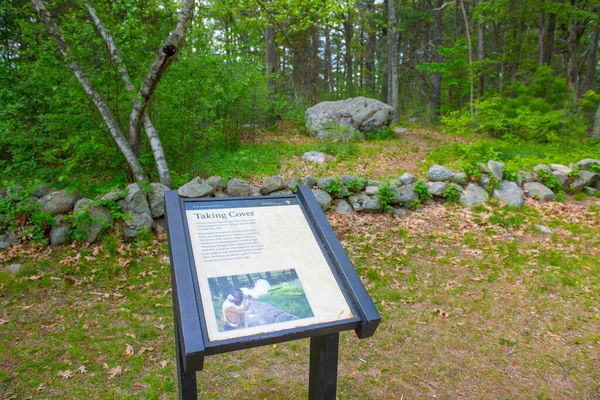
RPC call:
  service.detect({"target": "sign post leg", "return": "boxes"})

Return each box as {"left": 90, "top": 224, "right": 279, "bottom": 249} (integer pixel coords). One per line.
{"left": 308, "top": 333, "right": 339, "bottom": 400}
{"left": 174, "top": 321, "right": 197, "bottom": 400}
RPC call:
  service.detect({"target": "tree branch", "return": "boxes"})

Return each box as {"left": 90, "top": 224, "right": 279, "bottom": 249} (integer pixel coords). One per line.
{"left": 128, "top": 0, "right": 196, "bottom": 156}
{"left": 30, "top": 0, "right": 148, "bottom": 183}
{"left": 86, "top": 4, "right": 172, "bottom": 188}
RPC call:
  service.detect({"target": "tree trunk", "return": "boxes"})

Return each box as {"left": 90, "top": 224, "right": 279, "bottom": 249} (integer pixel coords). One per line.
{"left": 593, "top": 101, "right": 600, "bottom": 139}
{"left": 86, "top": 4, "right": 172, "bottom": 188}
{"left": 387, "top": 0, "right": 399, "bottom": 123}
{"left": 582, "top": 15, "right": 599, "bottom": 95}
{"left": 324, "top": 29, "right": 333, "bottom": 93}
{"left": 366, "top": 0, "right": 376, "bottom": 94}
{"left": 343, "top": 13, "right": 354, "bottom": 97}
{"left": 31, "top": 0, "right": 148, "bottom": 183}
{"left": 128, "top": 0, "right": 195, "bottom": 156}
{"left": 543, "top": 6, "right": 557, "bottom": 65}
{"left": 459, "top": 0, "right": 474, "bottom": 116}
{"left": 538, "top": 5, "right": 545, "bottom": 65}
{"left": 265, "top": 25, "right": 277, "bottom": 125}
{"left": 380, "top": 0, "right": 389, "bottom": 102}
{"left": 432, "top": 0, "right": 443, "bottom": 122}
{"left": 477, "top": 0, "right": 485, "bottom": 99}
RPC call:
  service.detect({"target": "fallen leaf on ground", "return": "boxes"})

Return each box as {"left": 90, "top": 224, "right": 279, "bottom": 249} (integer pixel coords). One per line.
{"left": 160, "top": 360, "right": 168, "bottom": 368}
{"left": 108, "top": 366, "right": 122, "bottom": 379}
{"left": 0, "top": 318, "right": 8, "bottom": 325}
{"left": 78, "top": 365, "right": 87, "bottom": 374}
{"left": 58, "top": 370, "right": 74, "bottom": 379}
{"left": 26, "top": 274, "right": 43, "bottom": 281}
{"left": 124, "top": 344, "right": 134, "bottom": 356}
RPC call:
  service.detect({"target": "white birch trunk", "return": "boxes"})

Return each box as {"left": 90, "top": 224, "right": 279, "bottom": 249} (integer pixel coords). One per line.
{"left": 128, "top": 0, "right": 195, "bottom": 155}
{"left": 86, "top": 4, "right": 172, "bottom": 188}
{"left": 31, "top": 0, "right": 148, "bottom": 183}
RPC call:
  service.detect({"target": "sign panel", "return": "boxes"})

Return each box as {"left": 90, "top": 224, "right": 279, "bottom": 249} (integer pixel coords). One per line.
{"left": 184, "top": 197, "right": 355, "bottom": 342}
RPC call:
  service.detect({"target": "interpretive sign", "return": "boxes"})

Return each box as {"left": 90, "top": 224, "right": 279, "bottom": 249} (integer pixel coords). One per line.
{"left": 184, "top": 197, "right": 355, "bottom": 342}
{"left": 165, "top": 186, "right": 380, "bottom": 400}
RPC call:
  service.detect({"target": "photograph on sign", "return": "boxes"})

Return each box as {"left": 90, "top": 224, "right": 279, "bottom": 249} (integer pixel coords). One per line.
{"left": 209, "top": 269, "right": 314, "bottom": 332}
{"left": 185, "top": 198, "right": 354, "bottom": 342}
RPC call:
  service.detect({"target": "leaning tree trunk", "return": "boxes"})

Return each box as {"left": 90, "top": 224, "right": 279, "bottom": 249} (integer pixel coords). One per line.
{"left": 343, "top": 13, "right": 354, "bottom": 98}
{"left": 127, "top": 0, "right": 195, "bottom": 156}
{"left": 30, "top": 0, "right": 148, "bottom": 183}
{"left": 265, "top": 24, "right": 277, "bottom": 126}
{"left": 32, "top": 0, "right": 195, "bottom": 186}
{"left": 86, "top": 4, "right": 172, "bottom": 188}
{"left": 477, "top": 0, "right": 485, "bottom": 99}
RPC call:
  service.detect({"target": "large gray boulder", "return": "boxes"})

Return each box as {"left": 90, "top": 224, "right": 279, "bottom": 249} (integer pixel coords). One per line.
{"left": 460, "top": 184, "right": 489, "bottom": 206}
{"left": 576, "top": 158, "right": 600, "bottom": 171}
{"left": 305, "top": 97, "right": 393, "bottom": 140}
{"left": 523, "top": 182, "right": 554, "bottom": 202}
{"left": 148, "top": 183, "right": 169, "bottom": 219}
{"left": 311, "top": 189, "right": 332, "bottom": 211}
{"left": 428, "top": 165, "right": 454, "bottom": 182}
{"left": 302, "top": 175, "right": 317, "bottom": 188}
{"left": 492, "top": 180, "right": 524, "bottom": 208}
{"left": 121, "top": 184, "right": 153, "bottom": 241}
{"left": 348, "top": 194, "right": 383, "bottom": 212}
{"left": 392, "top": 184, "right": 418, "bottom": 207}
{"left": 227, "top": 179, "right": 253, "bottom": 197}
{"left": 550, "top": 164, "right": 572, "bottom": 175}
{"left": 178, "top": 177, "right": 214, "bottom": 198}
{"left": 302, "top": 151, "right": 326, "bottom": 163}
{"left": 50, "top": 215, "right": 71, "bottom": 246}
{"left": 37, "top": 189, "right": 80, "bottom": 216}
{"left": 73, "top": 199, "right": 113, "bottom": 243}
{"left": 260, "top": 176, "right": 286, "bottom": 195}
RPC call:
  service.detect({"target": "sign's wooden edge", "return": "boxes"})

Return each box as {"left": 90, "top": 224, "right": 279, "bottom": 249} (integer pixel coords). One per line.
{"left": 296, "top": 186, "right": 381, "bottom": 339}
{"left": 165, "top": 188, "right": 381, "bottom": 371}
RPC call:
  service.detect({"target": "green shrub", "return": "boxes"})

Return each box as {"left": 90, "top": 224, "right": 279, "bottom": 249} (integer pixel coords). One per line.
{"left": 414, "top": 181, "right": 432, "bottom": 201}
{"left": 374, "top": 182, "right": 395, "bottom": 211}
{"left": 324, "top": 178, "right": 344, "bottom": 198}
{"left": 537, "top": 170, "right": 564, "bottom": 194}
{"left": 347, "top": 178, "right": 366, "bottom": 194}
{"left": 442, "top": 184, "right": 461, "bottom": 202}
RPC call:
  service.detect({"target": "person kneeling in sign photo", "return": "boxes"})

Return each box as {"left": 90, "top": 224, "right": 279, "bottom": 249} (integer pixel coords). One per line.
{"left": 222, "top": 288, "right": 252, "bottom": 330}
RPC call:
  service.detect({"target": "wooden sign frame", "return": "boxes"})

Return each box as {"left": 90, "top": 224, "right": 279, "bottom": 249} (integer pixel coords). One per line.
{"left": 165, "top": 186, "right": 380, "bottom": 399}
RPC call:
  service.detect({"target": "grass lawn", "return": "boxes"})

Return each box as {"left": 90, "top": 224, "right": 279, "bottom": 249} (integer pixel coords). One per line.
{"left": 1, "top": 126, "right": 600, "bottom": 399}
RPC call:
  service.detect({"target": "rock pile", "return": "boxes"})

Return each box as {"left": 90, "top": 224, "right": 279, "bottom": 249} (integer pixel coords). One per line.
{"left": 0, "top": 158, "right": 598, "bottom": 247}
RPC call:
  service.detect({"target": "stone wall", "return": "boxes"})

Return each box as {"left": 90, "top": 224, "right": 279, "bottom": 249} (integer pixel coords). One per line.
{"left": 0, "top": 158, "right": 598, "bottom": 247}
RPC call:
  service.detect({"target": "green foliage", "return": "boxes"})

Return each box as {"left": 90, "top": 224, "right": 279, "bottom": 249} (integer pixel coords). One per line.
{"left": 536, "top": 170, "right": 564, "bottom": 194}
{"left": 442, "top": 68, "right": 588, "bottom": 143}
{"left": 365, "top": 129, "right": 396, "bottom": 141}
{"left": 567, "top": 167, "right": 581, "bottom": 179}
{"left": 442, "top": 184, "right": 461, "bottom": 202}
{"left": 374, "top": 181, "right": 395, "bottom": 211}
{"left": 97, "top": 196, "right": 130, "bottom": 221}
{"left": 464, "top": 163, "right": 482, "bottom": 180}
{"left": 573, "top": 192, "right": 587, "bottom": 202}
{"left": 486, "top": 176, "right": 500, "bottom": 196}
{"left": 409, "top": 198, "right": 421, "bottom": 209}
{"left": 427, "top": 136, "right": 600, "bottom": 175}
{"left": 504, "top": 169, "right": 519, "bottom": 182}
{"left": 414, "top": 181, "right": 432, "bottom": 201}
{"left": 591, "top": 163, "right": 600, "bottom": 173}
{"left": 324, "top": 178, "right": 344, "bottom": 198}
{"left": 69, "top": 208, "right": 95, "bottom": 241}
{"left": 347, "top": 178, "right": 366, "bottom": 194}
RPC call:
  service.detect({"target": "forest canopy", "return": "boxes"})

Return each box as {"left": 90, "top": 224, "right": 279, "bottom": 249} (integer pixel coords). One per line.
{"left": 1, "top": 0, "right": 599, "bottom": 190}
